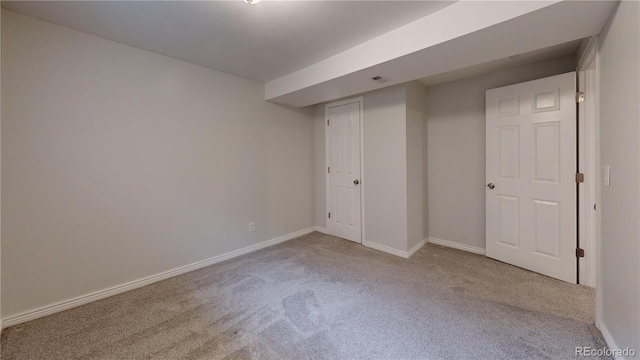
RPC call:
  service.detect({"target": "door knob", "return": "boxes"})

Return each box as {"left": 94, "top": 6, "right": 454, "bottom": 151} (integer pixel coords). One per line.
{"left": 354, "top": 179, "right": 360, "bottom": 185}
{"left": 487, "top": 183, "right": 495, "bottom": 190}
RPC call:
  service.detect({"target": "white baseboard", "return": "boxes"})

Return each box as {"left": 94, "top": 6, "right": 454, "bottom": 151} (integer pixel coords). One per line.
{"left": 317, "top": 229, "right": 425, "bottom": 259}
{"left": 363, "top": 240, "right": 425, "bottom": 259}
{"left": 428, "top": 237, "right": 486, "bottom": 256}
{"left": 363, "top": 241, "right": 409, "bottom": 258}
{"left": 2, "top": 227, "right": 316, "bottom": 328}
{"left": 599, "top": 322, "right": 633, "bottom": 360}
{"left": 407, "top": 239, "right": 426, "bottom": 258}
{"left": 314, "top": 226, "right": 329, "bottom": 234}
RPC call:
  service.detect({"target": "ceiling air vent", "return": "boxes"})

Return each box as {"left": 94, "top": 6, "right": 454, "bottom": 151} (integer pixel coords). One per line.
{"left": 371, "top": 75, "right": 391, "bottom": 84}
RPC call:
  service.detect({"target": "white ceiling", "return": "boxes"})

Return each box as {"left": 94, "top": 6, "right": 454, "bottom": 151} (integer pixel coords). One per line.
{"left": 2, "top": 1, "right": 455, "bottom": 83}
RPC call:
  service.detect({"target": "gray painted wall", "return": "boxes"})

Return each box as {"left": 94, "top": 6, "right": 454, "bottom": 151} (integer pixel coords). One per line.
{"left": 406, "top": 82, "right": 427, "bottom": 251}
{"left": 2, "top": 11, "right": 315, "bottom": 318}
{"left": 597, "top": 1, "right": 640, "bottom": 351}
{"left": 362, "top": 86, "right": 408, "bottom": 251}
{"left": 313, "top": 104, "right": 326, "bottom": 228}
{"left": 425, "top": 56, "right": 576, "bottom": 249}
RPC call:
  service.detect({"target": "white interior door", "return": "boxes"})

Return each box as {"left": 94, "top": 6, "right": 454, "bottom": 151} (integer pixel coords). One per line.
{"left": 486, "top": 72, "right": 577, "bottom": 283}
{"left": 326, "top": 98, "right": 362, "bottom": 243}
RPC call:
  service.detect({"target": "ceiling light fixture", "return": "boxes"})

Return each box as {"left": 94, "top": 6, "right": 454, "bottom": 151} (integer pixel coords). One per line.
{"left": 244, "top": 0, "right": 261, "bottom": 4}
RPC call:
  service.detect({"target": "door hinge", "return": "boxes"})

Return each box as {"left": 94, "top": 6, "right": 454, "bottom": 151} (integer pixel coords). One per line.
{"left": 576, "top": 248, "right": 585, "bottom": 258}
{"left": 576, "top": 173, "right": 585, "bottom": 183}
{"left": 576, "top": 92, "right": 585, "bottom": 103}
{"left": 327, "top": 119, "right": 330, "bottom": 126}
{"left": 328, "top": 212, "right": 331, "bottom": 219}
{"left": 328, "top": 167, "right": 330, "bottom": 173}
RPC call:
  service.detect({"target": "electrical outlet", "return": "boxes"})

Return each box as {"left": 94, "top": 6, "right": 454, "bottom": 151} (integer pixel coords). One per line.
{"left": 249, "top": 222, "right": 255, "bottom": 233}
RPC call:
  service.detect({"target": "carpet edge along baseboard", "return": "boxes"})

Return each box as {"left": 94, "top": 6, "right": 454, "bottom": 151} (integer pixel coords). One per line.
{"left": 2, "top": 227, "right": 317, "bottom": 328}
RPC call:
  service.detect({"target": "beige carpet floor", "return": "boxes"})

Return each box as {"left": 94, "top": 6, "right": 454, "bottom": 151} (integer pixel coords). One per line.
{"left": 2, "top": 232, "right": 607, "bottom": 359}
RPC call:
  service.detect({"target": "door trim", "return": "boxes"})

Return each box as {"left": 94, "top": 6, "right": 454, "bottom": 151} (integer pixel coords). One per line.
{"left": 325, "top": 96, "right": 364, "bottom": 244}
{"left": 577, "top": 36, "right": 601, "bottom": 328}
{"left": 577, "top": 68, "right": 597, "bottom": 289}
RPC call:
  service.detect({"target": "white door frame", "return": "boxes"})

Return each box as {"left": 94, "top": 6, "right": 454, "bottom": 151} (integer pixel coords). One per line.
{"left": 325, "top": 97, "right": 365, "bottom": 244}
{"left": 576, "top": 36, "right": 600, "bottom": 325}
{"left": 578, "top": 51, "right": 598, "bottom": 288}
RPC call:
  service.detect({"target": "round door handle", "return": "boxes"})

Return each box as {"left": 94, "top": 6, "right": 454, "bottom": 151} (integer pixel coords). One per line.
{"left": 487, "top": 183, "right": 495, "bottom": 190}
{"left": 354, "top": 179, "right": 360, "bottom": 185}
